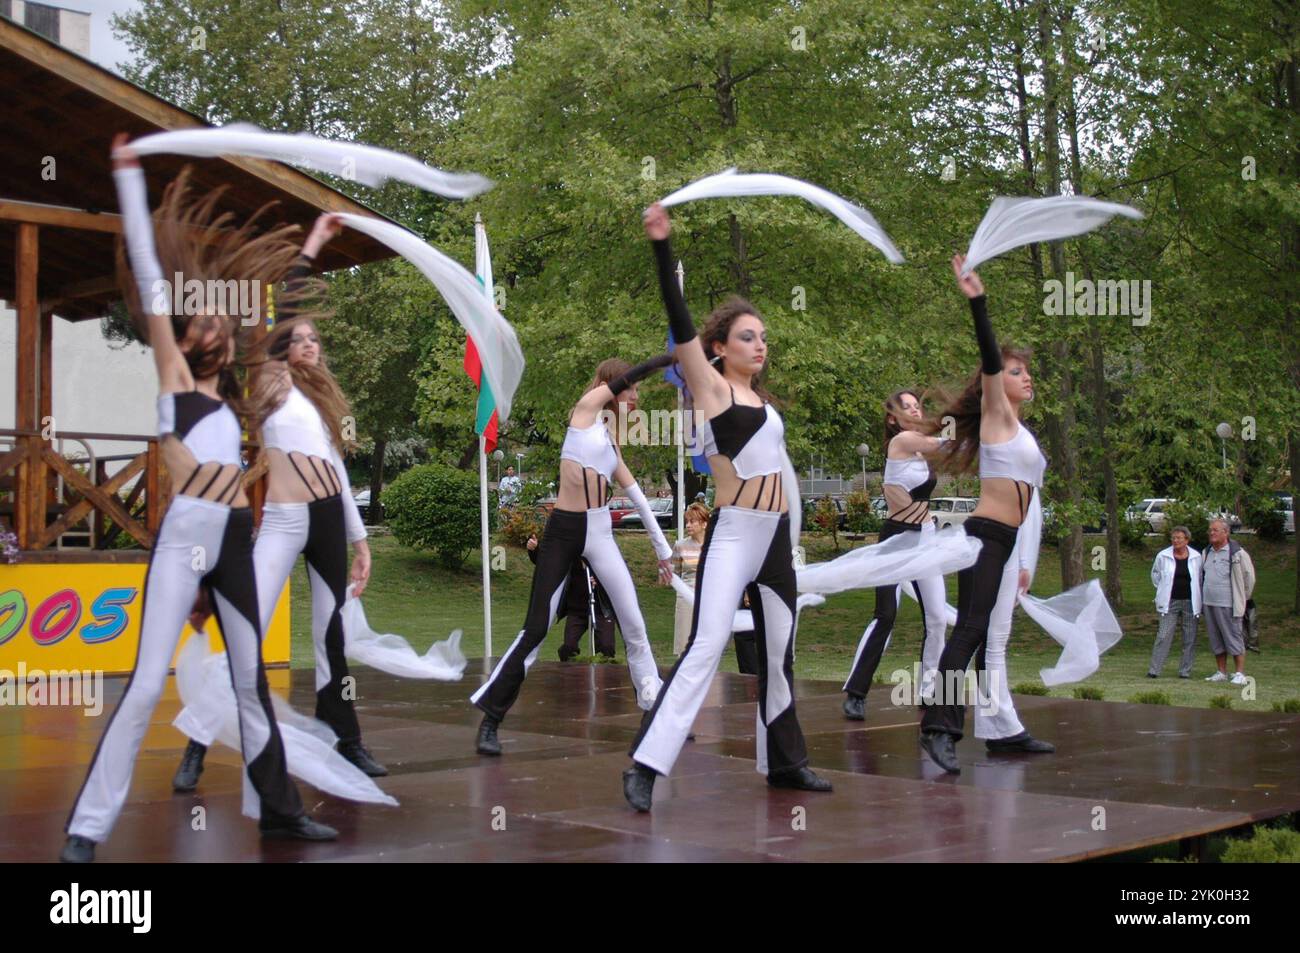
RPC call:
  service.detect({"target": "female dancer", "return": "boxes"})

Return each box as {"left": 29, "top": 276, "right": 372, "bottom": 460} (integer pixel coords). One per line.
{"left": 471, "top": 357, "right": 676, "bottom": 754}
{"left": 918, "top": 255, "right": 1053, "bottom": 774}
{"left": 623, "top": 203, "right": 833, "bottom": 811}
{"left": 171, "top": 214, "right": 385, "bottom": 792}
{"left": 841, "top": 391, "right": 949, "bottom": 719}
{"left": 61, "top": 137, "right": 335, "bottom": 862}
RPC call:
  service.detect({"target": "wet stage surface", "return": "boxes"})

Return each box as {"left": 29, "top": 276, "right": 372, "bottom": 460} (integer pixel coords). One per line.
{"left": 3, "top": 662, "right": 1298, "bottom": 862}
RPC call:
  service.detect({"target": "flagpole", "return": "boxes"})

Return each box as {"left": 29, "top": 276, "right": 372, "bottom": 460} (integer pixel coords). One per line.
{"left": 479, "top": 433, "right": 492, "bottom": 661}
{"left": 675, "top": 259, "right": 686, "bottom": 542}
{"left": 475, "top": 212, "right": 493, "bottom": 663}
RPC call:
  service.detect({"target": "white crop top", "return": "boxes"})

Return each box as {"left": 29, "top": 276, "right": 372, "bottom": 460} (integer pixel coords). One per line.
{"left": 560, "top": 420, "right": 619, "bottom": 481}
{"left": 882, "top": 455, "right": 935, "bottom": 498}
{"left": 699, "top": 400, "right": 785, "bottom": 479}
{"left": 979, "top": 424, "right": 1046, "bottom": 487}
{"left": 262, "top": 385, "right": 334, "bottom": 458}
{"left": 157, "top": 391, "right": 242, "bottom": 467}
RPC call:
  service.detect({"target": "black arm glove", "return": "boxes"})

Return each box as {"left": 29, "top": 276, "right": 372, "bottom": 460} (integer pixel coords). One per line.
{"left": 971, "top": 294, "right": 1002, "bottom": 375}
{"left": 608, "top": 353, "right": 674, "bottom": 396}
{"left": 652, "top": 238, "right": 696, "bottom": 344}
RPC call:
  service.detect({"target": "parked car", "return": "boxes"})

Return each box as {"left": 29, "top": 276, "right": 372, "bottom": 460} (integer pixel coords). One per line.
{"left": 804, "top": 496, "right": 848, "bottom": 531}
{"left": 1275, "top": 493, "right": 1295, "bottom": 534}
{"left": 607, "top": 496, "right": 638, "bottom": 527}
{"left": 929, "top": 497, "right": 977, "bottom": 530}
{"left": 870, "top": 496, "right": 888, "bottom": 516}
{"left": 618, "top": 496, "right": 674, "bottom": 530}
{"left": 354, "top": 488, "right": 383, "bottom": 524}
{"left": 1126, "top": 498, "right": 1171, "bottom": 534}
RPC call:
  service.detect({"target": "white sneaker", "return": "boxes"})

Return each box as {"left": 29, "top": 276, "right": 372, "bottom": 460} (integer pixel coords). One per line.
{"left": 1205, "top": 671, "right": 1227, "bottom": 682}
{"left": 1230, "top": 672, "right": 1248, "bottom": 686}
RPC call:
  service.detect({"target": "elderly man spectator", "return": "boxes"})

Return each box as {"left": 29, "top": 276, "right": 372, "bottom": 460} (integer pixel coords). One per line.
{"left": 1147, "top": 526, "right": 1201, "bottom": 679}
{"left": 1201, "top": 518, "right": 1256, "bottom": 686}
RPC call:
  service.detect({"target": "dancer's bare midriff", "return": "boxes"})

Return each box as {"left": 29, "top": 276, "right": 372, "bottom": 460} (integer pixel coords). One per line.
{"left": 971, "top": 477, "right": 1034, "bottom": 528}
{"left": 264, "top": 448, "right": 342, "bottom": 502}
{"left": 883, "top": 483, "right": 927, "bottom": 524}
{"left": 162, "top": 437, "right": 248, "bottom": 507}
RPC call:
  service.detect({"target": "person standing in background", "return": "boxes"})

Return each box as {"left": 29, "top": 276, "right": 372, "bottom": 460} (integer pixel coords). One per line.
{"left": 1147, "top": 526, "right": 1201, "bottom": 679}
{"left": 671, "top": 503, "right": 709, "bottom": 655}
{"left": 1201, "top": 518, "right": 1256, "bottom": 686}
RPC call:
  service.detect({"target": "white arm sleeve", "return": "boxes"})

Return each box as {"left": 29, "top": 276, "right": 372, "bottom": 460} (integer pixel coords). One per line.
{"left": 1018, "top": 492, "right": 1043, "bottom": 583}
{"left": 625, "top": 483, "right": 672, "bottom": 561}
{"left": 113, "top": 167, "right": 168, "bottom": 316}
{"left": 331, "top": 447, "right": 367, "bottom": 544}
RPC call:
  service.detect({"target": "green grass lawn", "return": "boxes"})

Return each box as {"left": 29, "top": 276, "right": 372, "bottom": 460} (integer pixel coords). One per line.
{"left": 287, "top": 529, "right": 1300, "bottom": 713}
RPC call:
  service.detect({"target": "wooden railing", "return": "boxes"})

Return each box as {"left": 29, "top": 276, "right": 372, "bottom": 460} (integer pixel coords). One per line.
{"left": 0, "top": 428, "right": 161, "bottom": 552}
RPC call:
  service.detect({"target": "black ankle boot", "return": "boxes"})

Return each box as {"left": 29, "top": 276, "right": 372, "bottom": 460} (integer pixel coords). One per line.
{"left": 622, "top": 763, "right": 657, "bottom": 812}
{"left": 59, "top": 835, "right": 95, "bottom": 863}
{"left": 767, "top": 766, "right": 833, "bottom": 792}
{"left": 920, "top": 730, "right": 961, "bottom": 773}
{"left": 172, "top": 740, "right": 208, "bottom": 792}
{"left": 258, "top": 813, "right": 338, "bottom": 841}
{"left": 337, "top": 739, "right": 388, "bottom": 777}
{"left": 843, "top": 694, "right": 866, "bottom": 721}
{"left": 476, "top": 714, "right": 502, "bottom": 756}
{"left": 985, "top": 733, "right": 1055, "bottom": 754}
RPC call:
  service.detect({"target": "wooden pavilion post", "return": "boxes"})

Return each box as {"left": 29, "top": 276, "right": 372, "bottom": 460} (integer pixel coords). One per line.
{"left": 14, "top": 222, "right": 42, "bottom": 548}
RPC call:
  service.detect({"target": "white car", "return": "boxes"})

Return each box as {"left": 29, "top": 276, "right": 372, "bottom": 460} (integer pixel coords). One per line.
{"left": 929, "top": 497, "right": 978, "bottom": 530}
{"left": 1126, "top": 498, "right": 1171, "bottom": 534}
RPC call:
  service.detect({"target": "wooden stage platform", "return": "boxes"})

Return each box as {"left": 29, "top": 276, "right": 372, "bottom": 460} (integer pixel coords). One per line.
{"left": 3, "top": 661, "right": 1299, "bottom": 862}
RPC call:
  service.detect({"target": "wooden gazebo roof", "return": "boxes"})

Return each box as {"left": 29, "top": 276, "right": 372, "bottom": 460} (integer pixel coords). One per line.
{"left": 0, "top": 13, "right": 398, "bottom": 320}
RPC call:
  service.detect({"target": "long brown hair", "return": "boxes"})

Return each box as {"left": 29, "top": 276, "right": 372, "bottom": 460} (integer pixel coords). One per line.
{"left": 586, "top": 357, "right": 632, "bottom": 416}
{"left": 698, "top": 296, "right": 780, "bottom": 406}
{"left": 115, "top": 166, "right": 322, "bottom": 412}
{"left": 927, "top": 345, "right": 1033, "bottom": 474}
{"left": 246, "top": 320, "right": 356, "bottom": 453}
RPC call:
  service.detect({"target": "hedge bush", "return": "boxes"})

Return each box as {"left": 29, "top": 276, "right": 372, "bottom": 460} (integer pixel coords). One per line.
{"left": 845, "top": 490, "right": 881, "bottom": 534}
{"left": 382, "top": 463, "right": 494, "bottom": 569}
{"left": 1221, "top": 825, "right": 1300, "bottom": 863}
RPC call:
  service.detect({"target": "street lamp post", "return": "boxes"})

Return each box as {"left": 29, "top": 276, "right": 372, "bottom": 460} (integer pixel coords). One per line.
{"left": 856, "top": 442, "right": 870, "bottom": 492}
{"left": 492, "top": 448, "right": 504, "bottom": 482}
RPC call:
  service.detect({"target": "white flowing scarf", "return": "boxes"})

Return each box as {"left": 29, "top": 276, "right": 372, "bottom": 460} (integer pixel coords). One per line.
{"left": 172, "top": 633, "right": 398, "bottom": 815}
{"left": 129, "top": 124, "right": 492, "bottom": 198}
{"left": 962, "top": 195, "right": 1143, "bottom": 275}
{"left": 340, "top": 586, "right": 468, "bottom": 680}
{"left": 670, "top": 574, "right": 825, "bottom": 632}
{"left": 334, "top": 213, "right": 524, "bottom": 424}
{"left": 659, "top": 169, "right": 905, "bottom": 264}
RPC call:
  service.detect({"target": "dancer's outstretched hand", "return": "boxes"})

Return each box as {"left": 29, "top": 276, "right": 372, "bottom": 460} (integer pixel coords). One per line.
{"left": 303, "top": 213, "right": 344, "bottom": 259}
{"left": 1017, "top": 569, "right": 1030, "bottom": 597}
{"left": 643, "top": 202, "right": 670, "bottom": 241}
{"left": 110, "top": 132, "right": 140, "bottom": 170}
{"left": 951, "top": 254, "right": 985, "bottom": 299}
{"left": 657, "top": 558, "right": 672, "bottom": 585}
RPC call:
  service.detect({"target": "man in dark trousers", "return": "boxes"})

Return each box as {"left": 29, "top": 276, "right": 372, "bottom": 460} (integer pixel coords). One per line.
{"left": 526, "top": 535, "right": 618, "bottom": 659}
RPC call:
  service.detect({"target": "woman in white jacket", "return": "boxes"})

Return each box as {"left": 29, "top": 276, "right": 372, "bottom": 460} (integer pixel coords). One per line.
{"left": 1147, "top": 526, "right": 1201, "bottom": 679}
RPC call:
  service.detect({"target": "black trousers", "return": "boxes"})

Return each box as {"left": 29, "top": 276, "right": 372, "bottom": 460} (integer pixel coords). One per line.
{"left": 920, "top": 516, "right": 1019, "bottom": 739}
{"left": 843, "top": 518, "right": 928, "bottom": 697}
{"left": 734, "top": 629, "right": 759, "bottom": 674}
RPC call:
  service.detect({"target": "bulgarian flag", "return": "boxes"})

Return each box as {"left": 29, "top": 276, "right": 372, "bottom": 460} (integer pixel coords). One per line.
{"left": 464, "top": 213, "right": 499, "bottom": 453}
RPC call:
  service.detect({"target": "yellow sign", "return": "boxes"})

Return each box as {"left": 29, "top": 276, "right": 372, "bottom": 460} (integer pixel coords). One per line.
{"left": 0, "top": 562, "right": 290, "bottom": 675}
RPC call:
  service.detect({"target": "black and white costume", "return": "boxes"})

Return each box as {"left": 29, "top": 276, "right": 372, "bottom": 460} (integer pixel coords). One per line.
{"left": 629, "top": 236, "right": 813, "bottom": 783}
{"left": 65, "top": 166, "right": 306, "bottom": 846}
{"left": 920, "top": 293, "right": 1050, "bottom": 769}
{"left": 472, "top": 397, "right": 673, "bottom": 723}
{"left": 843, "top": 453, "right": 948, "bottom": 703}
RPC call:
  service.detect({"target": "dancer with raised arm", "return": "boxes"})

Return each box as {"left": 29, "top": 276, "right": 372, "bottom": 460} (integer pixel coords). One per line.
{"left": 842, "top": 391, "right": 950, "bottom": 719}
{"left": 171, "top": 213, "right": 386, "bottom": 792}
{"left": 471, "top": 357, "right": 675, "bottom": 755}
{"left": 919, "top": 255, "right": 1053, "bottom": 774}
{"left": 61, "top": 136, "right": 335, "bottom": 862}
{"left": 623, "top": 203, "right": 833, "bottom": 811}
